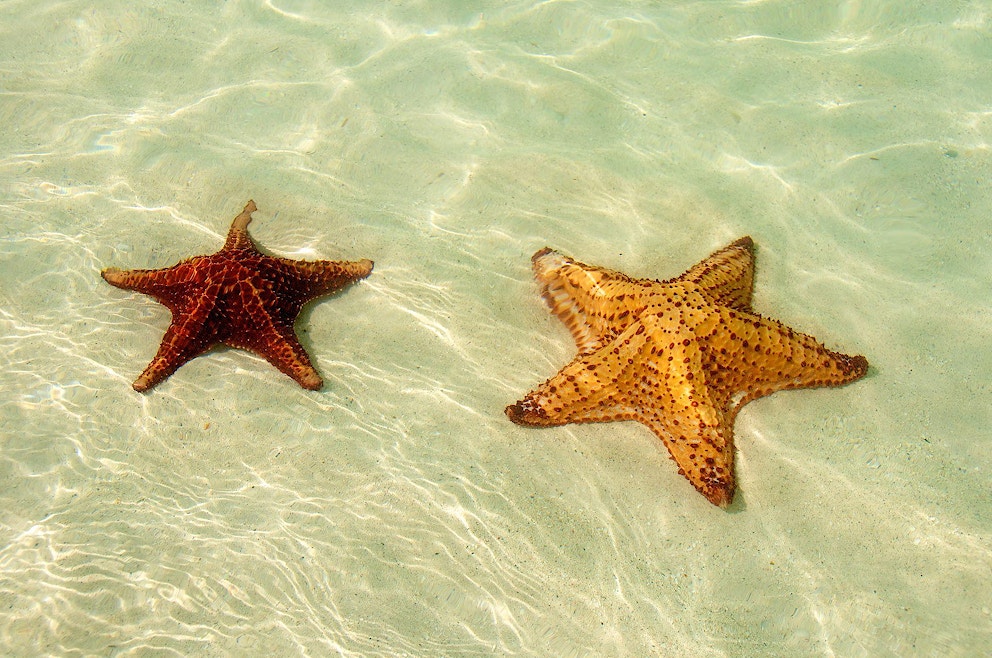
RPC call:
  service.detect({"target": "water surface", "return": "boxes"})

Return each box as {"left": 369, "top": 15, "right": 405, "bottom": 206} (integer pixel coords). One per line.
{"left": 1, "top": 1, "right": 990, "bottom": 655}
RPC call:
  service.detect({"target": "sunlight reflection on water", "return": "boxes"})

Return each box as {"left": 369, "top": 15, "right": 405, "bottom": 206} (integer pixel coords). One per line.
{"left": 0, "top": 1, "right": 990, "bottom": 655}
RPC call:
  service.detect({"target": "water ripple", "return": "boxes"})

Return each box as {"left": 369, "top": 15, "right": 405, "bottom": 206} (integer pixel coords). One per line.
{"left": 1, "top": 0, "right": 990, "bottom": 655}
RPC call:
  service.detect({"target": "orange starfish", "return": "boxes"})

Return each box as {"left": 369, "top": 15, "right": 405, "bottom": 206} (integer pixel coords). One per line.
{"left": 102, "top": 201, "right": 373, "bottom": 392}
{"left": 506, "top": 237, "right": 868, "bottom": 507}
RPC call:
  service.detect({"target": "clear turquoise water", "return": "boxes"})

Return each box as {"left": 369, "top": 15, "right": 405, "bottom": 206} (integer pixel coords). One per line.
{"left": 1, "top": 1, "right": 990, "bottom": 655}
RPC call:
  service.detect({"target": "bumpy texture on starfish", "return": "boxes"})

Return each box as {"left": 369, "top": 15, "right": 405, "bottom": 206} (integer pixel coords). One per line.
{"left": 102, "top": 201, "right": 373, "bottom": 392}
{"left": 506, "top": 237, "right": 868, "bottom": 507}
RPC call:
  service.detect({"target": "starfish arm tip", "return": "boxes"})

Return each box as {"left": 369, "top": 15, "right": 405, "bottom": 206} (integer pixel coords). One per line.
{"left": 506, "top": 396, "right": 560, "bottom": 426}
{"left": 132, "top": 375, "right": 155, "bottom": 393}
{"left": 300, "top": 375, "right": 323, "bottom": 391}
{"left": 706, "top": 486, "right": 734, "bottom": 508}
{"left": 505, "top": 401, "right": 539, "bottom": 425}
{"left": 834, "top": 352, "right": 869, "bottom": 381}
{"left": 101, "top": 267, "right": 133, "bottom": 289}
{"left": 230, "top": 201, "right": 258, "bottom": 234}
{"left": 131, "top": 357, "right": 181, "bottom": 392}
{"left": 505, "top": 403, "right": 524, "bottom": 423}
{"left": 531, "top": 247, "right": 555, "bottom": 262}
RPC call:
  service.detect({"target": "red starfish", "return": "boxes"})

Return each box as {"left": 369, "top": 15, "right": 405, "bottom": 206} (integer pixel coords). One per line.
{"left": 102, "top": 200, "right": 373, "bottom": 392}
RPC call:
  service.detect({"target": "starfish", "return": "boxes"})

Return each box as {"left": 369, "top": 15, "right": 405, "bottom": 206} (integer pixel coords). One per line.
{"left": 505, "top": 237, "right": 868, "bottom": 507}
{"left": 102, "top": 200, "right": 373, "bottom": 392}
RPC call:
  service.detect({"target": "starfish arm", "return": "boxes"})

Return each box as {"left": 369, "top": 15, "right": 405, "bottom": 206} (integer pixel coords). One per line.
{"left": 638, "top": 410, "right": 736, "bottom": 508}
{"left": 131, "top": 291, "right": 221, "bottom": 392}
{"left": 241, "top": 324, "right": 323, "bottom": 390}
{"left": 630, "top": 319, "right": 738, "bottom": 506}
{"left": 264, "top": 257, "right": 374, "bottom": 305}
{"left": 102, "top": 261, "right": 200, "bottom": 312}
{"left": 222, "top": 200, "right": 259, "bottom": 252}
{"left": 103, "top": 266, "right": 172, "bottom": 294}
{"left": 675, "top": 237, "right": 755, "bottom": 311}
{"left": 222, "top": 291, "right": 324, "bottom": 390}
{"left": 702, "top": 306, "right": 869, "bottom": 412}
{"left": 530, "top": 248, "right": 650, "bottom": 355}
{"left": 506, "top": 320, "right": 650, "bottom": 427}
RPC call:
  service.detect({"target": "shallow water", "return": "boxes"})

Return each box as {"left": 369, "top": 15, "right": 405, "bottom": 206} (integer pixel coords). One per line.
{"left": 1, "top": 1, "right": 990, "bottom": 655}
